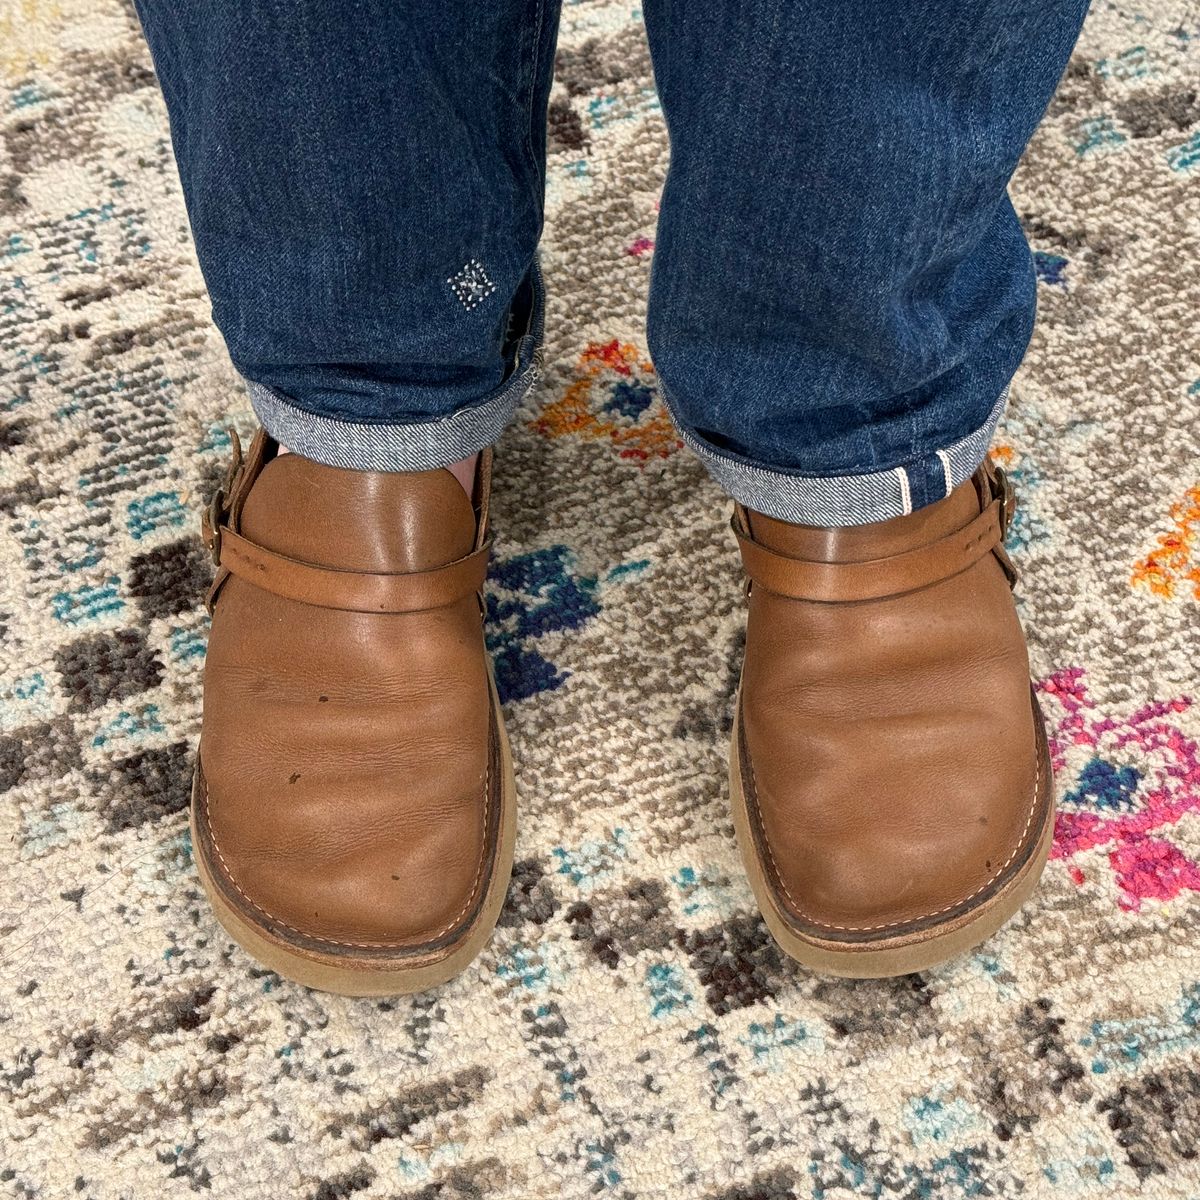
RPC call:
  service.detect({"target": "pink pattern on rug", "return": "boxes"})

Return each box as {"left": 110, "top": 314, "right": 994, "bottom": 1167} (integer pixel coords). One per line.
{"left": 1039, "top": 667, "right": 1199, "bottom": 910}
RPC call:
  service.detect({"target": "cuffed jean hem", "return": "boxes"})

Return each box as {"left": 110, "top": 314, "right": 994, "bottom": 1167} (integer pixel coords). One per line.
{"left": 666, "top": 386, "right": 1009, "bottom": 527}
{"left": 246, "top": 361, "right": 537, "bottom": 471}
{"left": 245, "top": 259, "right": 545, "bottom": 472}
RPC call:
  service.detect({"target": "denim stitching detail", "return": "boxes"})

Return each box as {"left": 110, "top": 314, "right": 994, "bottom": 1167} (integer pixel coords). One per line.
{"left": 894, "top": 466, "right": 913, "bottom": 515}
{"left": 937, "top": 448, "right": 954, "bottom": 497}
{"left": 248, "top": 262, "right": 544, "bottom": 472}
{"left": 659, "top": 382, "right": 1012, "bottom": 527}
{"left": 448, "top": 258, "right": 497, "bottom": 311}
{"left": 940, "top": 386, "right": 1010, "bottom": 491}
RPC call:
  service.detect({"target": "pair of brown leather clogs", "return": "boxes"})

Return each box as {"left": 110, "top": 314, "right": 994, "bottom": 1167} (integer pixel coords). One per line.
{"left": 191, "top": 431, "right": 1051, "bottom": 993}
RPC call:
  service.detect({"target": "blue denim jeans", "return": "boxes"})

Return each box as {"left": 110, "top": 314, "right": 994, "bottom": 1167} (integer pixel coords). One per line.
{"left": 134, "top": 0, "right": 1089, "bottom": 524}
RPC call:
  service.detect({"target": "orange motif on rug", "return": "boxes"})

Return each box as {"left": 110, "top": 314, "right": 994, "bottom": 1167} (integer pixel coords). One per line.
{"left": 1131, "top": 484, "right": 1200, "bottom": 600}
{"left": 533, "top": 340, "right": 682, "bottom": 462}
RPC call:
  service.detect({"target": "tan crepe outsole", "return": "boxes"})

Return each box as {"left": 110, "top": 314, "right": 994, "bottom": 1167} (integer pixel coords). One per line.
{"left": 729, "top": 694, "right": 1055, "bottom": 978}
{"left": 190, "top": 670, "right": 517, "bottom": 997}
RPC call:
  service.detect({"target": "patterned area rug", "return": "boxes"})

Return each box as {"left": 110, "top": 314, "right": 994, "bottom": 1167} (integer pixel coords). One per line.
{"left": 2, "top": 2, "right": 1199, "bottom": 1197}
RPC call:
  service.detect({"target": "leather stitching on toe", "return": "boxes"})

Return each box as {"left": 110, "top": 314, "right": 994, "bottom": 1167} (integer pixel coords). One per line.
{"left": 199, "top": 746, "right": 491, "bottom": 952}
{"left": 744, "top": 724, "right": 1043, "bottom": 934}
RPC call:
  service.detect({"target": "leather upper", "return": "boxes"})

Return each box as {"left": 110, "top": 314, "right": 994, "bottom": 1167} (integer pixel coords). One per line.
{"left": 736, "top": 461, "right": 1047, "bottom": 940}
{"left": 195, "top": 431, "right": 498, "bottom": 952}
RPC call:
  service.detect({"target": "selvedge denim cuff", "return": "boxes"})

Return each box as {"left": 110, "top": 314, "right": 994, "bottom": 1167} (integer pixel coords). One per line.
{"left": 246, "top": 288, "right": 544, "bottom": 473}
{"left": 667, "top": 387, "right": 1010, "bottom": 527}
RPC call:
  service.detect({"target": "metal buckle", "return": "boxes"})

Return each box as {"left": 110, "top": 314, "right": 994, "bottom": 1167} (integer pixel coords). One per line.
{"left": 993, "top": 464, "right": 1015, "bottom": 537}
{"left": 201, "top": 428, "right": 244, "bottom": 565}
{"left": 202, "top": 487, "right": 226, "bottom": 564}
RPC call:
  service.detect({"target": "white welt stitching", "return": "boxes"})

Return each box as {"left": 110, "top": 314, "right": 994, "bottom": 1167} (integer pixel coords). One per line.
{"left": 200, "top": 743, "right": 491, "bottom": 952}
{"left": 746, "top": 730, "right": 1044, "bottom": 933}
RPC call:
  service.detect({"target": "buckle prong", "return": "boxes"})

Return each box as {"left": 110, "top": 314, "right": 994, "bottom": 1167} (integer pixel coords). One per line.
{"left": 202, "top": 488, "right": 226, "bottom": 564}
{"left": 201, "top": 427, "right": 247, "bottom": 566}
{"left": 993, "top": 465, "right": 1015, "bottom": 537}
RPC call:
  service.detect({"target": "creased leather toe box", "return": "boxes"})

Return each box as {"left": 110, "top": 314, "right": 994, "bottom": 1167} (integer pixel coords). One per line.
{"left": 197, "top": 587, "right": 496, "bottom": 954}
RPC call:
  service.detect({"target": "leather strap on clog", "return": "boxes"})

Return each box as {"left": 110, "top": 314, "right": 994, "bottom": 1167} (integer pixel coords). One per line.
{"left": 205, "top": 526, "right": 492, "bottom": 614}
{"left": 199, "top": 431, "right": 492, "bottom": 613}
{"left": 735, "top": 464, "right": 1017, "bottom": 603}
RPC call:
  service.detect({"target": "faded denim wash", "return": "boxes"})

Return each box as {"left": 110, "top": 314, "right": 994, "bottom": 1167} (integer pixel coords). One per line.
{"left": 134, "top": 0, "right": 1090, "bottom": 523}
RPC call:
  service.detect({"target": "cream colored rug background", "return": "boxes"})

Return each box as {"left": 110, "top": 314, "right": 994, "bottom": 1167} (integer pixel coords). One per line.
{"left": 1, "top": 1, "right": 1198, "bottom": 1197}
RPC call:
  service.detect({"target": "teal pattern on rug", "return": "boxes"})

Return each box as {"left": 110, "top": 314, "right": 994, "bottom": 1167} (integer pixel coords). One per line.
{"left": 0, "top": 1, "right": 1198, "bottom": 1196}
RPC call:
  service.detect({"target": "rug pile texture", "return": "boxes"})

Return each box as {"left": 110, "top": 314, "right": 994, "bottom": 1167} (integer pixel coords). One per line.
{"left": 1, "top": 1, "right": 1199, "bottom": 1196}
